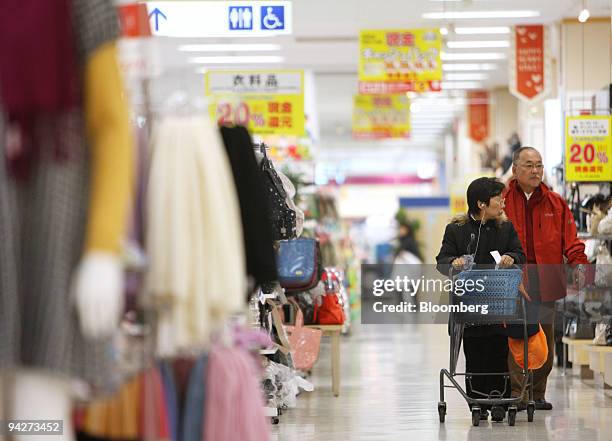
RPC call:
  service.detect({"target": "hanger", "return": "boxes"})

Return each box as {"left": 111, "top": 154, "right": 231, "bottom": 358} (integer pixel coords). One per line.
{"left": 161, "top": 90, "right": 209, "bottom": 117}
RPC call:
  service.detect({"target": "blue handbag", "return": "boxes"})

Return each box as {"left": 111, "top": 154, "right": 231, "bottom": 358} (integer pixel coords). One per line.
{"left": 276, "top": 238, "right": 318, "bottom": 291}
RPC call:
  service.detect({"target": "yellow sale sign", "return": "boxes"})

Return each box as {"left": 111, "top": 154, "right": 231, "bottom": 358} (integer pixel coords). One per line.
{"left": 205, "top": 70, "right": 305, "bottom": 136}
{"left": 358, "top": 29, "right": 442, "bottom": 94}
{"left": 352, "top": 95, "right": 410, "bottom": 139}
{"left": 565, "top": 115, "right": 612, "bottom": 182}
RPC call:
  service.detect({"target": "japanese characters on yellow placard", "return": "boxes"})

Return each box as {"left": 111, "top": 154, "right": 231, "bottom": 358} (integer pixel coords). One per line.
{"left": 358, "top": 29, "right": 442, "bottom": 94}
{"left": 565, "top": 115, "right": 612, "bottom": 182}
{"left": 352, "top": 95, "right": 410, "bottom": 139}
{"left": 205, "top": 70, "right": 304, "bottom": 136}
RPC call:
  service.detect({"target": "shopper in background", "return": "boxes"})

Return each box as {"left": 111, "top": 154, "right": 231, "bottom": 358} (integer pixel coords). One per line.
{"left": 503, "top": 146, "right": 588, "bottom": 410}
{"left": 436, "top": 177, "right": 526, "bottom": 421}
{"left": 394, "top": 217, "right": 423, "bottom": 263}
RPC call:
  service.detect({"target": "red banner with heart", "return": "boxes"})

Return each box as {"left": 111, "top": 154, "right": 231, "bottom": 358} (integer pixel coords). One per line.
{"left": 509, "top": 25, "right": 550, "bottom": 102}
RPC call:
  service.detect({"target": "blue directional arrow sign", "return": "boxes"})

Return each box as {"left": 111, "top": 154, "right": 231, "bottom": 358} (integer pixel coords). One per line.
{"left": 148, "top": 7, "right": 167, "bottom": 32}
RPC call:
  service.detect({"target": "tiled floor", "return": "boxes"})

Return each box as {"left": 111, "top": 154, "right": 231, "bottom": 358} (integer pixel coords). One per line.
{"left": 272, "top": 323, "right": 612, "bottom": 441}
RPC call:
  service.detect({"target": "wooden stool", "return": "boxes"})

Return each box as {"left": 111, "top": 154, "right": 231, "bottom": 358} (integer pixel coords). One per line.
{"left": 306, "top": 324, "right": 343, "bottom": 396}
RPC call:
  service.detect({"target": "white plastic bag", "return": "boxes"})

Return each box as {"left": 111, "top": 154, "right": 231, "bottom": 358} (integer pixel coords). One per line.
{"left": 595, "top": 244, "right": 612, "bottom": 288}
{"left": 594, "top": 323, "right": 608, "bottom": 345}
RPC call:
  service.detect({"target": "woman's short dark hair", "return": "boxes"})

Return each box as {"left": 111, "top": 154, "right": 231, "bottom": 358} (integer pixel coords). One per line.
{"left": 466, "top": 177, "right": 505, "bottom": 215}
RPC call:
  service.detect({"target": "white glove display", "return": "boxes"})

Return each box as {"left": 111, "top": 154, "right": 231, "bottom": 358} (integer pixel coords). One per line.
{"left": 72, "top": 252, "right": 124, "bottom": 339}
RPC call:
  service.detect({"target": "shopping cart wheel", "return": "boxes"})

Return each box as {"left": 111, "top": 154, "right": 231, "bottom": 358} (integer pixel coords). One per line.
{"left": 507, "top": 406, "right": 517, "bottom": 426}
{"left": 471, "top": 407, "right": 481, "bottom": 427}
{"left": 438, "top": 402, "right": 446, "bottom": 423}
{"left": 272, "top": 417, "right": 280, "bottom": 425}
{"left": 527, "top": 403, "right": 535, "bottom": 422}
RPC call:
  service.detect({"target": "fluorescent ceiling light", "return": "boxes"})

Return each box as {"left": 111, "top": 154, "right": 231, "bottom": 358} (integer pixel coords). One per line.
{"left": 441, "top": 81, "right": 482, "bottom": 89}
{"left": 444, "top": 72, "right": 489, "bottom": 81}
{"left": 441, "top": 52, "right": 506, "bottom": 60}
{"left": 443, "top": 63, "right": 498, "bottom": 71}
{"left": 179, "top": 44, "right": 282, "bottom": 52}
{"left": 423, "top": 10, "right": 540, "bottom": 19}
{"left": 447, "top": 40, "right": 509, "bottom": 49}
{"left": 188, "top": 55, "right": 284, "bottom": 64}
{"left": 455, "top": 27, "right": 510, "bottom": 34}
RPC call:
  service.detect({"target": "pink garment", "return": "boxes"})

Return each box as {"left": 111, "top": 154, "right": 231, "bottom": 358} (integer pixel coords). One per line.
{"left": 204, "top": 346, "right": 270, "bottom": 441}
{"left": 140, "top": 367, "right": 171, "bottom": 441}
{"left": 232, "top": 325, "right": 272, "bottom": 352}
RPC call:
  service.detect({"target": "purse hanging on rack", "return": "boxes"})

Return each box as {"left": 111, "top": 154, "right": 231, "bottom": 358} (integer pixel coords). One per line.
{"left": 258, "top": 143, "right": 297, "bottom": 240}
{"left": 275, "top": 238, "right": 319, "bottom": 292}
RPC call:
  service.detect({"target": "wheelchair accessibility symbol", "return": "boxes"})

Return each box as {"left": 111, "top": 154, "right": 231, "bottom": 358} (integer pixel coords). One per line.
{"left": 261, "top": 6, "right": 284, "bottom": 30}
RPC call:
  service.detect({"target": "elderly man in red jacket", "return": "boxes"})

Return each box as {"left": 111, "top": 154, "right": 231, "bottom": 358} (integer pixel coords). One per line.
{"left": 503, "top": 146, "right": 588, "bottom": 410}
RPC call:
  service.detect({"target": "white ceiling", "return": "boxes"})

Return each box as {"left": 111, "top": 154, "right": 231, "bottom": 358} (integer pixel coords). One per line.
{"left": 148, "top": 0, "right": 612, "bottom": 174}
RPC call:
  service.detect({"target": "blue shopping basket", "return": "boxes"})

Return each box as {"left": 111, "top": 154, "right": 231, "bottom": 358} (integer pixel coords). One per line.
{"left": 453, "top": 268, "right": 523, "bottom": 322}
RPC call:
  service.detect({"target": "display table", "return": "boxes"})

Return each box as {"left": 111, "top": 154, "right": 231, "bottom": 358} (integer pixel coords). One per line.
{"left": 562, "top": 337, "right": 594, "bottom": 379}
{"left": 585, "top": 345, "right": 612, "bottom": 389}
{"left": 306, "top": 324, "right": 343, "bottom": 397}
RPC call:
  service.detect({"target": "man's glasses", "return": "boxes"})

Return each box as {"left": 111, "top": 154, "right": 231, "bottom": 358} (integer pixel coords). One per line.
{"left": 517, "top": 162, "right": 544, "bottom": 171}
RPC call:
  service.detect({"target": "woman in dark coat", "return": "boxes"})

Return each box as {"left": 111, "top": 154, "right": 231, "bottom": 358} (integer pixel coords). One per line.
{"left": 436, "top": 177, "right": 526, "bottom": 421}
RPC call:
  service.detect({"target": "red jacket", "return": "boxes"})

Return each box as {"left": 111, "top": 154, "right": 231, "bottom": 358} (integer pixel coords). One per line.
{"left": 503, "top": 180, "right": 588, "bottom": 302}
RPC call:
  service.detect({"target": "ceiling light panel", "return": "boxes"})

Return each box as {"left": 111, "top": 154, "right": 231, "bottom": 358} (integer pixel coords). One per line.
{"left": 446, "top": 40, "right": 509, "bottom": 49}
{"left": 179, "top": 44, "right": 282, "bottom": 52}
{"left": 441, "top": 52, "right": 506, "bottom": 61}
{"left": 188, "top": 55, "right": 284, "bottom": 64}
{"left": 454, "top": 27, "right": 511, "bottom": 34}
{"left": 442, "top": 63, "right": 498, "bottom": 71}
{"left": 423, "top": 10, "right": 540, "bottom": 19}
{"left": 444, "top": 72, "right": 490, "bottom": 81}
{"left": 440, "top": 81, "right": 482, "bottom": 89}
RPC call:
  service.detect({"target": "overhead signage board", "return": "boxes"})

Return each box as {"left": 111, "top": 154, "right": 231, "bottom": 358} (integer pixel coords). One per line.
{"left": 205, "top": 70, "right": 305, "bottom": 136}
{"left": 145, "top": 1, "right": 292, "bottom": 37}
{"left": 352, "top": 95, "right": 411, "bottom": 139}
{"left": 565, "top": 115, "right": 612, "bottom": 182}
{"left": 358, "top": 29, "right": 442, "bottom": 94}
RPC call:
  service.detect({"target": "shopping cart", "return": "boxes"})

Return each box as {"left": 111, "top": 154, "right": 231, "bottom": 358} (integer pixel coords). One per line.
{"left": 438, "top": 267, "right": 535, "bottom": 426}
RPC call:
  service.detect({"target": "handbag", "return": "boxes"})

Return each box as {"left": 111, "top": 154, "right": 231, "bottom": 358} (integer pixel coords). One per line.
{"left": 259, "top": 148, "right": 297, "bottom": 240}
{"left": 284, "top": 298, "right": 322, "bottom": 371}
{"left": 314, "top": 293, "right": 345, "bottom": 325}
{"left": 595, "top": 244, "right": 612, "bottom": 288}
{"left": 594, "top": 322, "right": 609, "bottom": 345}
{"left": 508, "top": 324, "right": 549, "bottom": 370}
{"left": 292, "top": 291, "right": 316, "bottom": 325}
{"left": 565, "top": 316, "right": 595, "bottom": 339}
{"left": 276, "top": 238, "right": 319, "bottom": 292}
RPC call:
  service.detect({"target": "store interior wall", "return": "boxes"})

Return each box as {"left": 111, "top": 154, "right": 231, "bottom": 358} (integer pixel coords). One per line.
{"left": 562, "top": 17, "right": 612, "bottom": 106}
{"left": 489, "top": 87, "right": 519, "bottom": 163}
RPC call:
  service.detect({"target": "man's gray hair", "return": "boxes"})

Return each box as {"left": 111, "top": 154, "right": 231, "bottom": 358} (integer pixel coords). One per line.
{"left": 512, "top": 146, "right": 540, "bottom": 165}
